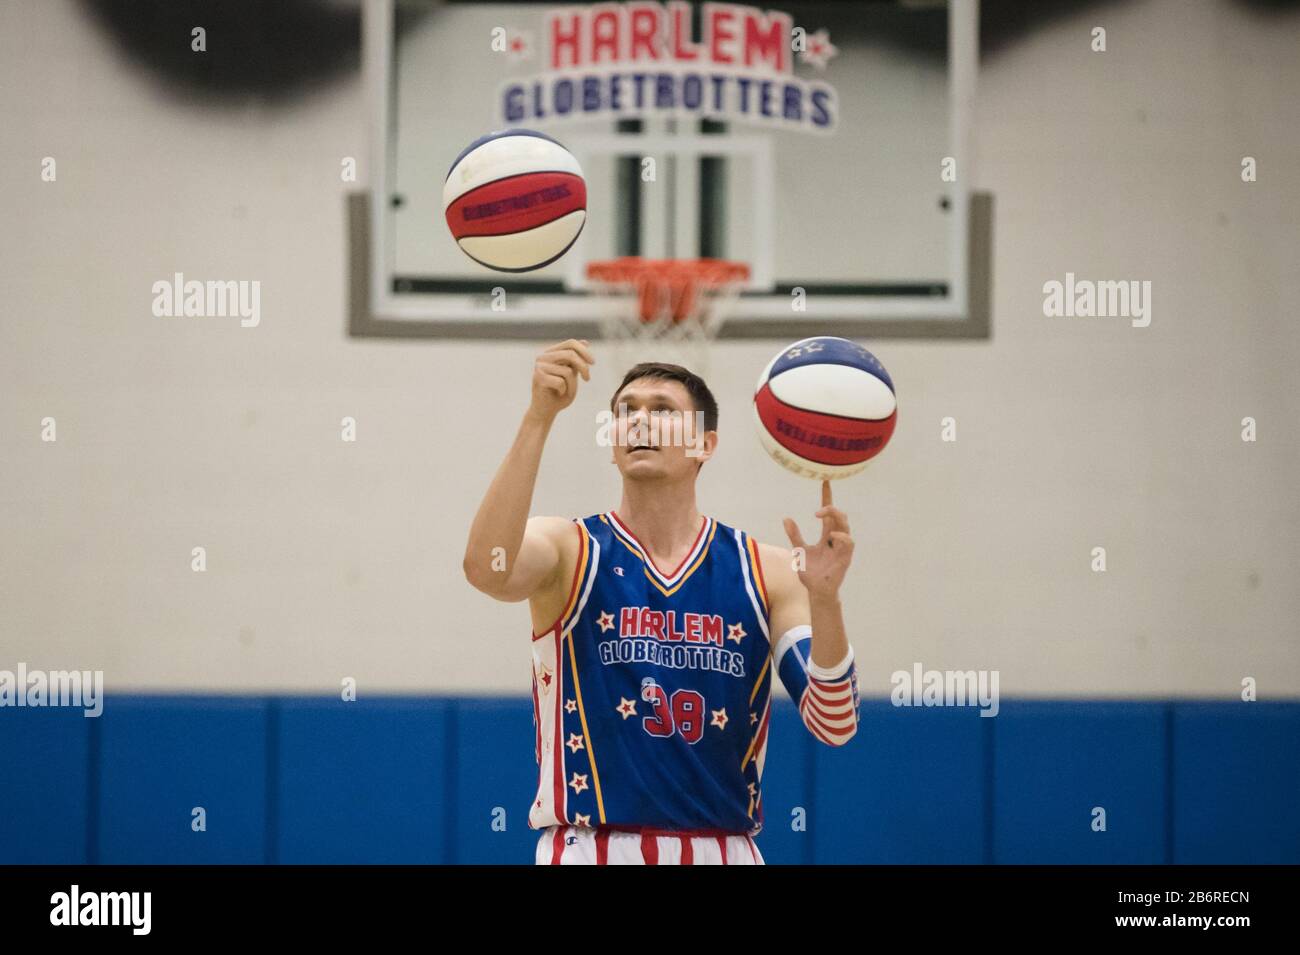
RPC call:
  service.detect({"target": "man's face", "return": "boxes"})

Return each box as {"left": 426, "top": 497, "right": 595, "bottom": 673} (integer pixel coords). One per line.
{"left": 610, "top": 378, "right": 716, "bottom": 480}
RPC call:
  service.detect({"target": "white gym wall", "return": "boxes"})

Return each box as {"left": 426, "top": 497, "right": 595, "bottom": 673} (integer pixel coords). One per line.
{"left": 1, "top": 0, "right": 1296, "bottom": 697}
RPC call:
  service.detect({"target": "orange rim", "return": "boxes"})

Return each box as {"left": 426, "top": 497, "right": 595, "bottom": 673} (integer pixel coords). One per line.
{"left": 586, "top": 258, "right": 750, "bottom": 324}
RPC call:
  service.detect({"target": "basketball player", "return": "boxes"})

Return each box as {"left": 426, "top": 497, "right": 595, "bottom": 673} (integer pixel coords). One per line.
{"left": 463, "top": 339, "right": 860, "bottom": 865}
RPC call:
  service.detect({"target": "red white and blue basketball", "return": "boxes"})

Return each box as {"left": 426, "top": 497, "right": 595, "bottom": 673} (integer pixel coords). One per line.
{"left": 442, "top": 129, "right": 586, "bottom": 272}
{"left": 753, "top": 337, "right": 897, "bottom": 480}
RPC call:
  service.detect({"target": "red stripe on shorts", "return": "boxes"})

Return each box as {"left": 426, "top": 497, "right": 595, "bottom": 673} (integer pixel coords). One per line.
{"left": 551, "top": 826, "right": 567, "bottom": 865}
{"left": 641, "top": 832, "right": 659, "bottom": 865}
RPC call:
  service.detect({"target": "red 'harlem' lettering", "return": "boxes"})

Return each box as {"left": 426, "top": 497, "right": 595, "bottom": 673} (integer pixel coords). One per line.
{"left": 547, "top": 3, "right": 792, "bottom": 73}
{"left": 618, "top": 606, "right": 724, "bottom": 646}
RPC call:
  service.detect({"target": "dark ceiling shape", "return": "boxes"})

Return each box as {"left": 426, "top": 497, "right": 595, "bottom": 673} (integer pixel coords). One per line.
{"left": 79, "top": 0, "right": 1300, "bottom": 104}
{"left": 980, "top": 0, "right": 1299, "bottom": 57}
{"left": 80, "top": 0, "right": 369, "bottom": 105}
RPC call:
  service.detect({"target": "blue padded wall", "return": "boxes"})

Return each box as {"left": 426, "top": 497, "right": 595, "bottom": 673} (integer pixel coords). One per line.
{"left": 3, "top": 695, "right": 1297, "bottom": 865}
{"left": 0, "top": 705, "right": 92, "bottom": 864}
{"left": 453, "top": 697, "right": 542, "bottom": 864}
{"left": 96, "top": 696, "right": 268, "bottom": 864}
{"left": 811, "top": 700, "right": 988, "bottom": 864}
{"left": 992, "top": 701, "right": 1167, "bottom": 863}
{"left": 274, "top": 697, "right": 452, "bottom": 864}
{"left": 1172, "top": 701, "right": 1300, "bottom": 864}
{"left": 750, "top": 699, "right": 814, "bottom": 865}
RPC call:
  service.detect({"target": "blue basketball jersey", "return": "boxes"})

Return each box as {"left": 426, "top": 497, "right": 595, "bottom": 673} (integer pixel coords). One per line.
{"left": 528, "top": 512, "right": 775, "bottom": 835}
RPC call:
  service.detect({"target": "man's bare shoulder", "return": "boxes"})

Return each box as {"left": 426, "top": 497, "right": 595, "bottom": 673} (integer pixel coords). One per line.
{"left": 750, "top": 537, "right": 812, "bottom": 632}
{"left": 526, "top": 515, "right": 582, "bottom": 566}
{"left": 752, "top": 539, "right": 799, "bottom": 595}
{"left": 528, "top": 514, "right": 579, "bottom": 540}
{"left": 753, "top": 539, "right": 793, "bottom": 564}
{"left": 524, "top": 516, "right": 583, "bottom": 628}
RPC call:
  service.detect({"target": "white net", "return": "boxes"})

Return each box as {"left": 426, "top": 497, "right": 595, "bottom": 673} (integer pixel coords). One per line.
{"left": 588, "top": 258, "right": 749, "bottom": 377}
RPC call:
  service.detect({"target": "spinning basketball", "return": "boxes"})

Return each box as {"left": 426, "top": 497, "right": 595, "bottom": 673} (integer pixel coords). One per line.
{"left": 443, "top": 129, "right": 586, "bottom": 272}
{"left": 754, "top": 337, "right": 897, "bottom": 481}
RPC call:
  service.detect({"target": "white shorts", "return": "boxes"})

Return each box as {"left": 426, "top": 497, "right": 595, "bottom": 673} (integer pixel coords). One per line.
{"left": 535, "top": 825, "right": 764, "bottom": 865}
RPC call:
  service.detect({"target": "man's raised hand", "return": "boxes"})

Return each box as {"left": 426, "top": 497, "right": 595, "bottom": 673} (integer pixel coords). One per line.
{"left": 530, "top": 339, "right": 596, "bottom": 420}
{"left": 782, "top": 480, "right": 855, "bottom": 599}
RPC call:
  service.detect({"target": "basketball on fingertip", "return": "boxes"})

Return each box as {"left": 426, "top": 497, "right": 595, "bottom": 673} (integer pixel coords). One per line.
{"left": 753, "top": 337, "right": 897, "bottom": 481}
{"left": 443, "top": 129, "right": 587, "bottom": 273}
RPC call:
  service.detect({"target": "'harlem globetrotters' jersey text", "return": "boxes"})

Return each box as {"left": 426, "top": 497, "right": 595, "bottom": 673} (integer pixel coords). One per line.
{"left": 529, "top": 512, "right": 830, "bottom": 835}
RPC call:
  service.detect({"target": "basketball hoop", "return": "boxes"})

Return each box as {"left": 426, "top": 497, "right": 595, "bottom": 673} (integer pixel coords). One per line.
{"left": 586, "top": 257, "right": 750, "bottom": 374}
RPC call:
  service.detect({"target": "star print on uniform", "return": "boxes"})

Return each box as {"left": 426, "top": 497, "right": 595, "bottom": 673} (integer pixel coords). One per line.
{"left": 597, "top": 611, "right": 615, "bottom": 632}
{"left": 569, "top": 772, "right": 589, "bottom": 795}
{"left": 727, "top": 622, "right": 747, "bottom": 644}
{"left": 711, "top": 708, "right": 728, "bottom": 730}
{"left": 573, "top": 813, "right": 592, "bottom": 826}
{"left": 750, "top": 711, "right": 758, "bottom": 725}
{"left": 537, "top": 663, "right": 553, "bottom": 689}
{"left": 566, "top": 732, "right": 585, "bottom": 754}
{"left": 564, "top": 698, "right": 577, "bottom": 713}
{"left": 616, "top": 697, "right": 637, "bottom": 719}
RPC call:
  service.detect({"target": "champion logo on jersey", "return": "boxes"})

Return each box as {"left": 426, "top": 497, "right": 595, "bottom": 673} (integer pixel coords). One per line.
{"left": 605, "top": 512, "right": 716, "bottom": 594}
{"left": 613, "top": 566, "right": 624, "bottom": 576}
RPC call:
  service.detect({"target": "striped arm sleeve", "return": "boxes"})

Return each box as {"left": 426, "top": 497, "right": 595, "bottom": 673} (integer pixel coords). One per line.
{"left": 774, "top": 625, "right": 860, "bottom": 747}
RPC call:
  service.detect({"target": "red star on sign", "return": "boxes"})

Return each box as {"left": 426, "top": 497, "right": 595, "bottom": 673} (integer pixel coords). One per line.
{"left": 597, "top": 611, "right": 615, "bottom": 633}
{"left": 566, "top": 733, "right": 585, "bottom": 754}
{"left": 798, "top": 29, "right": 838, "bottom": 70}
{"left": 616, "top": 697, "right": 637, "bottom": 719}
{"left": 568, "top": 772, "right": 589, "bottom": 794}
{"left": 727, "top": 622, "right": 747, "bottom": 643}
{"left": 505, "top": 30, "right": 533, "bottom": 61}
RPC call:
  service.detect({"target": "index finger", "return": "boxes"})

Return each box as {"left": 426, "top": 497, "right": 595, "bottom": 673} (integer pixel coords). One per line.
{"left": 821, "top": 480, "right": 832, "bottom": 509}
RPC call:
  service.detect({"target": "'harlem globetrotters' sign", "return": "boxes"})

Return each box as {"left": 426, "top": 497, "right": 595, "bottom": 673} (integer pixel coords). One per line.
{"left": 500, "top": 2, "right": 839, "bottom": 133}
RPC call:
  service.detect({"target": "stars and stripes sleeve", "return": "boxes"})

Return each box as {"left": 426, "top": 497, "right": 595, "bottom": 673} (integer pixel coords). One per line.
{"left": 774, "top": 625, "right": 860, "bottom": 746}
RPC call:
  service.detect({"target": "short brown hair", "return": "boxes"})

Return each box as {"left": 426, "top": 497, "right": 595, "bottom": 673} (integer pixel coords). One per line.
{"left": 610, "top": 362, "right": 719, "bottom": 432}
